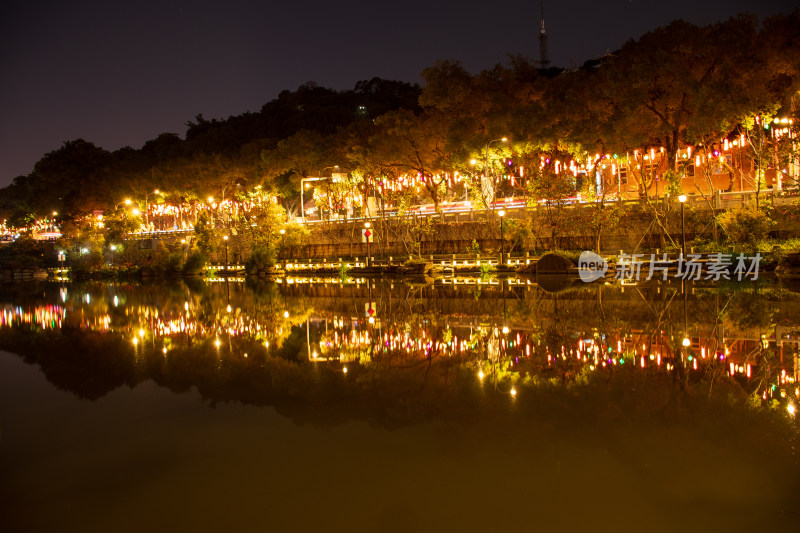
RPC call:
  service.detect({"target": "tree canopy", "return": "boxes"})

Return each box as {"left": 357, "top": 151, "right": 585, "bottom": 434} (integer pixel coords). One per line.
{"left": 2, "top": 11, "right": 799, "bottom": 222}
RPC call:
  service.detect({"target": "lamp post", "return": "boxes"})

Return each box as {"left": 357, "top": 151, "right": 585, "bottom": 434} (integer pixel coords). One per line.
{"left": 301, "top": 166, "right": 339, "bottom": 223}
{"left": 484, "top": 137, "right": 508, "bottom": 208}
{"left": 223, "top": 235, "right": 229, "bottom": 275}
{"left": 207, "top": 196, "right": 215, "bottom": 226}
{"left": 144, "top": 189, "right": 160, "bottom": 230}
{"left": 364, "top": 221, "right": 372, "bottom": 267}
{"left": 110, "top": 244, "right": 117, "bottom": 266}
{"left": 682, "top": 278, "right": 690, "bottom": 352}
{"left": 280, "top": 229, "right": 286, "bottom": 269}
{"left": 114, "top": 198, "right": 132, "bottom": 212}
{"left": 678, "top": 194, "right": 687, "bottom": 258}
{"left": 498, "top": 210, "right": 506, "bottom": 265}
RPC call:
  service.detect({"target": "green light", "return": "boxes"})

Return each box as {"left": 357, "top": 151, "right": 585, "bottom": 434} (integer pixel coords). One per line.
{"left": 620, "top": 358, "right": 625, "bottom": 364}
{"left": 688, "top": 355, "right": 693, "bottom": 361}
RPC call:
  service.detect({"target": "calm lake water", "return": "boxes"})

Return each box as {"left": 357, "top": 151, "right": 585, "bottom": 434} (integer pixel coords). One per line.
{"left": 1, "top": 276, "right": 799, "bottom": 532}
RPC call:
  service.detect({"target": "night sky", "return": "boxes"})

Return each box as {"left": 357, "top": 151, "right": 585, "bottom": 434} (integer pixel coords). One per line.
{"left": 0, "top": 0, "right": 795, "bottom": 188}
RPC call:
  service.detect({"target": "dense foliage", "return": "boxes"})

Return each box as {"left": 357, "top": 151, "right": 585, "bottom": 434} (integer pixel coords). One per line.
{"left": 1, "top": 12, "right": 798, "bottom": 230}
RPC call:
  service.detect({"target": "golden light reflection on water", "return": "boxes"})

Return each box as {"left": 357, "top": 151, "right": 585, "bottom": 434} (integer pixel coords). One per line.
{"left": 1, "top": 277, "right": 799, "bottom": 410}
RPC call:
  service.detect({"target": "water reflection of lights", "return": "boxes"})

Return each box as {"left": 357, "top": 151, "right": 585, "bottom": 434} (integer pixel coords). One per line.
{"left": 2, "top": 305, "right": 66, "bottom": 329}
{"left": 3, "top": 283, "right": 800, "bottom": 412}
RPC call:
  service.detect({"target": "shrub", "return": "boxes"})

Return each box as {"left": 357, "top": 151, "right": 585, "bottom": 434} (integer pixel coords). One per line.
{"left": 551, "top": 249, "right": 582, "bottom": 264}
{"left": 245, "top": 247, "right": 275, "bottom": 275}
{"left": 717, "top": 204, "right": 774, "bottom": 246}
{"left": 166, "top": 252, "right": 184, "bottom": 274}
{"left": 183, "top": 251, "right": 207, "bottom": 276}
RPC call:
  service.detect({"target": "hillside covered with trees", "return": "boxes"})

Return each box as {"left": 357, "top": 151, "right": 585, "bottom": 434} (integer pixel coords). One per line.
{"left": 1, "top": 11, "right": 799, "bottom": 229}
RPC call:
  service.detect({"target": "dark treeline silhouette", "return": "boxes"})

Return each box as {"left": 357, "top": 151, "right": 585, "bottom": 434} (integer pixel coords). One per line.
{"left": 0, "top": 78, "right": 421, "bottom": 223}
{"left": 1, "top": 11, "right": 799, "bottom": 226}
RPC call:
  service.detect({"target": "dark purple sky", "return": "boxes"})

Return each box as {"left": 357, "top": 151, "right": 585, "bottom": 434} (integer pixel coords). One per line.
{"left": 0, "top": 0, "right": 795, "bottom": 187}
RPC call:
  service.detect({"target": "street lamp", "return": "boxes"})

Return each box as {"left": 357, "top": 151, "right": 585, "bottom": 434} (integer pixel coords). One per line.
{"left": 223, "top": 235, "right": 229, "bottom": 275}
{"left": 364, "top": 221, "right": 372, "bottom": 267}
{"left": 110, "top": 244, "right": 117, "bottom": 266}
{"left": 280, "top": 228, "right": 286, "bottom": 269}
{"left": 145, "top": 189, "right": 161, "bottom": 230}
{"left": 207, "top": 196, "right": 216, "bottom": 226}
{"left": 114, "top": 198, "right": 132, "bottom": 212}
{"left": 484, "top": 137, "right": 508, "bottom": 208}
{"left": 678, "top": 194, "right": 687, "bottom": 257}
{"left": 498, "top": 210, "right": 506, "bottom": 265}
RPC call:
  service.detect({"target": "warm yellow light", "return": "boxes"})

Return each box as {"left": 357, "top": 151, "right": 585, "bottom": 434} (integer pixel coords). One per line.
{"left": 139, "top": 329, "right": 145, "bottom": 338}
{"left": 678, "top": 195, "right": 687, "bottom": 203}
{"left": 208, "top": 196, "right": 214, "bottom": 203}
{"left": 133, "top": 337, "right": 138, "bottom": 346}
{"left": 502, "top": 326, "right": 509, "bottom": 334}
{"left": 280, "top": 229, "right": 285, "bottom": 235}
{"left": 478, "top": 370, "right": 485, "bottom": 380}
{"left": 510, "top": 387, "right": 517, "bottom": 396}
{"left": 125, "top": 199, "right": 131, "bottom": 205}
{"left": 184, "top": 302, "right": 189, "bottom": 311}
{"left": 788, "top": 404, "right": 796, "bottom": 416}
{"left": 682, "top": 337, "right": 691, "bottom": 347}
{"left": 154, "top": 189, "right": 160, "bottom": 194}
{"left": 226, "top": 304, "right": 232, "bottom": 313}
{"left": 368, "top": 316, "right": 375, "bottom": 324}
{"left": 343, "top": 366, "right": 348, "bottom": 374}
{"left": 498, "top": 210, "right": 505, "bottom": 217}
{"left": 132, "top": 208, "right": 140, "bottom": 216}
{"left": 364, "top": 222, "right": 370, "bottom": 228}
{"left": 162, "top": 347, "right": 168, "bottom": 354}
{"left": 223, "top": 235, "right": 228, "bottom": 241}
{"left": 215, "top": 339, "right": 221, "bottom": 347}
{"left": 470, "top": 159, "right": 477, "bottom": 165}
{"left": 501, "top": 137, "right": 508, "bottom": 142}
{"left": 283, "top": 311, "right": 289, "bottom": 318}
